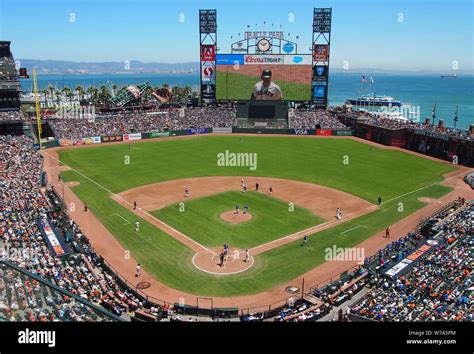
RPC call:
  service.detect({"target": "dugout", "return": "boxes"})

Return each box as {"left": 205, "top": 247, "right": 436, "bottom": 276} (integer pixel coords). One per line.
{"left": 173, "top": 303, "right": 239, "bottom": 318}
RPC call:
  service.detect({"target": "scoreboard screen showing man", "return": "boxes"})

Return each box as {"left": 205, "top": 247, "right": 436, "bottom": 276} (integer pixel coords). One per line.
{"left": 215, "top": 54, "right": 312, "bottom": 101}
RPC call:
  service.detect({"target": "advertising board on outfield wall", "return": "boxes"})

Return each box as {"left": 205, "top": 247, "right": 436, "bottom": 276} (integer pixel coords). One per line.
{"left": 145, "top": 131, "right": 172, "bottom": 138}
{"left": 187, "top": 128, "right": 212, "bottom": 135}
{"left": 316, "top": 129, "right": 332, "bottom": 136}
{"left": 333, "top": 130, "right": 353, "bottom": 136}
{"left": 290, "top": 128, "right": 315, "bottom": 135}
{"left": 213, "top": 127, "right": 233, "bottom": 133}
{"left": 101, "top": 135, "right": 123, "bottom": 143}
{"left": 123, "top": 133, "right": 142, "bottom": 141}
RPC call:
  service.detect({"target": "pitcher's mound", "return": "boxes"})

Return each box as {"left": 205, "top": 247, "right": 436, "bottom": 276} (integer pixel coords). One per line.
{"left": 220, "top": 210, "right": 252, "bottom": 224}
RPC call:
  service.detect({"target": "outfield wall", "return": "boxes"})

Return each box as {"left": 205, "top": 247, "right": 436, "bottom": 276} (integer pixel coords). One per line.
{"left": 37, "top": 127, "right": 354, "bottom": 150}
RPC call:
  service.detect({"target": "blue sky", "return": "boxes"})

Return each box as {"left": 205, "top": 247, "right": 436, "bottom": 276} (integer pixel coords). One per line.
{"left": 0, "top": 0, "right": 472, "bottom": 72}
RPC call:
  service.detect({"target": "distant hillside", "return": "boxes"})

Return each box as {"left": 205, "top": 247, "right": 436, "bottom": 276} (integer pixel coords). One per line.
{"left": 17, "top": 59, "right": 472, "bottom": 76}
{"left": 18, "top": 59, "right": 200, "bottom": 75}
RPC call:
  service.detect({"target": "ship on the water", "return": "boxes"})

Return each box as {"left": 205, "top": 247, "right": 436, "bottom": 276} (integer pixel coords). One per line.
{"left": 440, "top": 74, "right": 457, "bottom": 78}
{"left": 346, "top": 94, "right": 402, "bottom": 107}
{"left": 347, "top": 75, "right": 402, "bottom": 107}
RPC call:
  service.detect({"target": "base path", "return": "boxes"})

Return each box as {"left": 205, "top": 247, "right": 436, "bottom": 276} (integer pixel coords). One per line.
{"left": 115, "top": 176, "right": 374, "bottom": 221}
{"left": 113, "top": 176, "right": 377, "bottom": 260}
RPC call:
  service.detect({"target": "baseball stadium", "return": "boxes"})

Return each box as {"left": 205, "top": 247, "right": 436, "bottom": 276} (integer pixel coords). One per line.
{"left": 1, "top": 1, "right": 473, "bottom": 344}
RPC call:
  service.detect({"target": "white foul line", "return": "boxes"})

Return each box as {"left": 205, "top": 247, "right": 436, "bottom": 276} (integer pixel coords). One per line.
{"left": 112, "top": 213, "right": 130, "bottom": 225}
{"left": 42, "top": 150, "right": 215, "bottom": 255}
{"left": 341, "top": 224, "right": 367, "bottom": 235}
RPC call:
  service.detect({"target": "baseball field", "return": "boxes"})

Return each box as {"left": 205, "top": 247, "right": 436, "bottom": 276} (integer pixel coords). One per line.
{"left": 57, "top": 135, "right": 455, "bottom": 297}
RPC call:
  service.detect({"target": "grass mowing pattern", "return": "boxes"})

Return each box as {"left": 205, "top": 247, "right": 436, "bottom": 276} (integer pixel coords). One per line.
{"left": 58, "top": 136, "right": 455, "bottom": 203}
{"left": 153, "top": 191, "right": 323, "bottom": 249}
{"left": 58, "top": 136, "right": 456, "bottom": 296}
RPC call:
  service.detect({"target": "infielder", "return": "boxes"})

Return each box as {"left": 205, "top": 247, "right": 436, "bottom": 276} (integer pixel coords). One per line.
{"left": 135, "top": 220, "right": 140, "bottom": 232}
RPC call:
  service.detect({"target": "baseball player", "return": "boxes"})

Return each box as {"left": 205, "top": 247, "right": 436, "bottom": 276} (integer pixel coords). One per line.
{"left": 235, "top": 204, "right": 240, "bottom": 214}
{"left": 135, "top": 220, "right": 140, "bottom": 232}
{"left": 135, "top": 263, "right": 141, "bottom": 277}
{"left": 269, "top": 185, "right": 273, "bottom": 195}
{"left": 240, "top": 178, "right": 245, "bottom": 186}
{"left": 245, "top": 249, "right": 250, "bottom": 263}
{"left": 243, "top": 203, "right": 249, "bottom": 214}
{"left": 336, "top": 208, "right": 341, "bottom": 220}
{"left": 251, "top": 69, "right": 282, "bottom": 100}
{"left": 184, "top": 187, "right": 189, "bottom": 198}
{"left": 303, "top": 235, "right": 308, "bottom": 246}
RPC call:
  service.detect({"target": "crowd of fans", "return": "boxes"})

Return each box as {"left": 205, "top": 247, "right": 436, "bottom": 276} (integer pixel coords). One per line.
{"left": 0, "top": 134, "right": 160, "bottom": 321}
{"left": 352, "top": 110, "right": 473, "bottom": 140}
{"left": 0, "top": 55, "right": 18, "bottom": 82}
{"left": 312, "top": 267, "right": 368, "bottom": 307}
{"left": 364, "top": 232, "right": 424, "bottom": 273}
{"left": 48, "top": 107, "right": 236, "bottom": 140}
{"left": 0, "top": 129, "right": 472, "bottom": 322}
{"left": 0, "top": 262, "right": 113, "bottom": 322}
{"left": 0, "top": 111, "right": 22, "bottom": 121}
{"left": 290, "top": 110, "right": 348, "bottom": 130}
{"left": 350, "top": 206, "right": 473, "bottom": 321}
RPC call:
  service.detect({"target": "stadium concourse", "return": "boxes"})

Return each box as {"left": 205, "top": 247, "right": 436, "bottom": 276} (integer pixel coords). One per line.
{"left": 1, "top": 107, "right": 473, "bottom": 321}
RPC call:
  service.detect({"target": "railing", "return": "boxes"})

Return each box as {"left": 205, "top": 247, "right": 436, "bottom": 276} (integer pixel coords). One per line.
{"left": 308, "top": 264, "right": 362, "bottom": 294}
{"left": 417, "top": 199, "right": 462, "bottom": 229}
{"left": 0, "top": 259, "right": 124, "bottom": 322}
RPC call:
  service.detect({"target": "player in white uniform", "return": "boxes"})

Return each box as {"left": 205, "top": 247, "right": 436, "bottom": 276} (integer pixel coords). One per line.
{"left": 251, "top": 69, "right": 282, "bottom": 101}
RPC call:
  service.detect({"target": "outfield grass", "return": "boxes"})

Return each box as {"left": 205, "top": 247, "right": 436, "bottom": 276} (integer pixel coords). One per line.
{"left": 58, "top": 136, "right": 456, "bottom": 296}
{"left": 216, "top": 71, "right": 311, "bottom": 101}
{"left": 153, "top": 191, "right": 323, "bottom": 249}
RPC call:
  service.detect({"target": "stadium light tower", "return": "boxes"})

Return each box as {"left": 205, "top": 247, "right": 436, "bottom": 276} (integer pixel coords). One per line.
{"left": 199, "top": 10, "right": 217, "bottom": 105}
{"left": 311, "top": 8, "right": 332, "bottom": 110}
